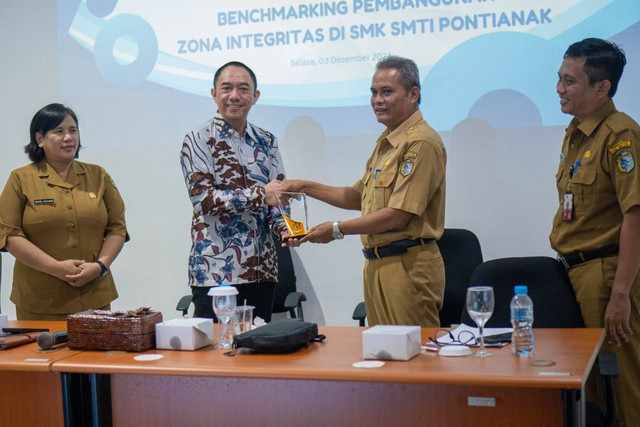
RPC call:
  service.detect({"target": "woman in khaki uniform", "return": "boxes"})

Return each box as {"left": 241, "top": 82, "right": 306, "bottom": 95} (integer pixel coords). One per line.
{"left": 0, "top": 103, "right": 128, "bottom": 320}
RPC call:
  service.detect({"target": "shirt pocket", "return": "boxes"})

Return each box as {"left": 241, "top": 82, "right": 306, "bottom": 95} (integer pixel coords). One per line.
{"left": 571, "top": 166, "right": 596, "bottom": 211}
{"left": 373, "top": 170, "right": 397, "bottom": 211}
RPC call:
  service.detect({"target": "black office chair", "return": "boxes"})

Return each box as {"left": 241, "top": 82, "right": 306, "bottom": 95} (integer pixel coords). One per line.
{"left": 438, "top": 228, "right": 483, "bottom": 327}
{"left": 177, "top": 246, "right": 306, "bottom": 320}
{"left": 176, "top": 294, "right": 193, "bottom": 317}
{"left": 461, "top": 257, "right": 583, "bottom": 328}
{"left": 462, "top": 256, "right": 618, "bottom": 427}
{"left": 272, "top": 245, "right": 306, "bottom": 320}
{"left": 352, "top": 302, "right": 366, "bottom": 327}
{"left": 352, "top": 228, "right": 483, "bottom": 327}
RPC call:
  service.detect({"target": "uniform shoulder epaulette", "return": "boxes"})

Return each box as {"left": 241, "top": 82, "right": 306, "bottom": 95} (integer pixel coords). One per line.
{"left": 605, "top": 111, "right": 637, "bottom": 134}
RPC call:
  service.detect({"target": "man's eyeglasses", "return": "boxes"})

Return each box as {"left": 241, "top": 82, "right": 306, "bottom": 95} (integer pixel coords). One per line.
{"left": 429, "top": 329, "right": 478, "bottom": 346}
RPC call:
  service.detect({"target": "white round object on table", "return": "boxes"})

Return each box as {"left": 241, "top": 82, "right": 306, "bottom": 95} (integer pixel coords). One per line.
{"left": 439, "top": 345, "right": 473, "bottom": 357}
{"left": 134, "top": 354, "right": 164, "bottom": 361}
{"left": 352, "top": 360, "right": 386, "bottom": 368}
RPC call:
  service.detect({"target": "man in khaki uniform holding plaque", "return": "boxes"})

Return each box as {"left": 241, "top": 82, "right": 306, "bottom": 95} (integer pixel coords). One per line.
{"left": 279, "top": 56, "right": 446, "bottom": 327}
{"left": 551, "top": 38, "right": 640, "bottom": 425}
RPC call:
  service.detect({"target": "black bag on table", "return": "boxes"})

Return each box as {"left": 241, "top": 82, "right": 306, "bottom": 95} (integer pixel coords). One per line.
{"left": 226, "top": 319, "right": 326, "bottom": 355}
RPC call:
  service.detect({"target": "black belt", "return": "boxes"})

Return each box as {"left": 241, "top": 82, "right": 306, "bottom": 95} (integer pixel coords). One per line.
{"left": 557, "top": 243, "right": 619, "bottom": 270}
{"left": 362, "top": 238, "right": 434, "bottom": 260}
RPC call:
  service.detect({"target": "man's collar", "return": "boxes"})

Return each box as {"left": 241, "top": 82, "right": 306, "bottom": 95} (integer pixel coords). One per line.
{"left": 384, "top": 110, "right": 424, "bottom": 148}
{"left": 569, "top": 99, "right": 616, "bottom": 137}
{"left": 215, "top": 113, "right": 251, "bottom": 140}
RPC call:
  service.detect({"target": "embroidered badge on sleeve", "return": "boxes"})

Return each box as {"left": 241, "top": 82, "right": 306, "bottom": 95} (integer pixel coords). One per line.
{"left": 609, "top": 140, "right": 631, "bottom": 154}
{"left": 404, "top": 151, "right": 418, "bottom": 159}
{"left": 616, "top": 151, "right": 635, "bottom": 173}
{"left": 401, "top": 158, "right": 414, "bottom": 176}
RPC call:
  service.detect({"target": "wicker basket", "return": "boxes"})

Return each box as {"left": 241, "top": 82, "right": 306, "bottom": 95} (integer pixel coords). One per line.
{"left": 67, "top": 307, "right": 163, "bottom": 352}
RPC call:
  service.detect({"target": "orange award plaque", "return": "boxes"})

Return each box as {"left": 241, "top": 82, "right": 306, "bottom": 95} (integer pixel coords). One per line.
{"left": 276, "top": 192, "right": 309, "bottom": 240}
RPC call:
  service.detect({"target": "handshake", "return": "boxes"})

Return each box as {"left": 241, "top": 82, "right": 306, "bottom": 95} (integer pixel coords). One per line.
{"left": 264, "top": 179, "right": 303, "bottom": 206}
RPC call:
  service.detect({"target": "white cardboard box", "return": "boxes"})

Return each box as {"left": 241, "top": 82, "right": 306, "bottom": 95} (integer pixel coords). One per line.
{"left": 155, "top": 318, "right": 213, "bottom": 351}
{"left": 362, "top": 325, "right": 421, "bottom": 361}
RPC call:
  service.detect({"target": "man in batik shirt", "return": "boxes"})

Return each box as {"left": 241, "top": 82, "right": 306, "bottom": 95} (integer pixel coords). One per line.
{"left": 180, "top": 61, "right": 286, "bottom": 321}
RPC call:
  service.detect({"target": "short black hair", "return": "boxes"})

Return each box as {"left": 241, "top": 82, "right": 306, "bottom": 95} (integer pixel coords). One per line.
{"left": 564, "top": 38, "right": 626, "bottom": 97}
{"left": 376, "top": 55, "right": 421, "bottom": 104}
{"left": 213, "top": 61, "right": 258, "bottom": 90}
{"left": 25, "top": 103, "right": 81, "bottom": 163}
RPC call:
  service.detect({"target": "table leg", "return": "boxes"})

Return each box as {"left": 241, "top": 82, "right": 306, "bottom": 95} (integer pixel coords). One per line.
{"left": 61, "top": 372, "right": 112, "bottom": 427}
{"left": 562, "top": 388, "right": 584, "bottom": 427}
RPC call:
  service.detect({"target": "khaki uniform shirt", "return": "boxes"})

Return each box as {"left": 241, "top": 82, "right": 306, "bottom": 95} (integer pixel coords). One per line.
{"left": 353, "top": 110, "right": 446, "bottom": 247}
{"left": 550, "top": 100, "right": 640, "bottom": 254}
{"left": 0, "top": 161, "right": 128, "bottom": 314}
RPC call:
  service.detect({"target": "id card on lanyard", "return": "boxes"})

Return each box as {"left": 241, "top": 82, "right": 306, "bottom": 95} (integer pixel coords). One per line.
{"left": 562, "top": 161, "right": 580, "bottom": 221}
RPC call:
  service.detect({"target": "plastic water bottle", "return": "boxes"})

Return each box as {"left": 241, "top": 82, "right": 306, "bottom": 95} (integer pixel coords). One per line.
{"left": 510, "top": 285, "right": 534, "bottom": 356}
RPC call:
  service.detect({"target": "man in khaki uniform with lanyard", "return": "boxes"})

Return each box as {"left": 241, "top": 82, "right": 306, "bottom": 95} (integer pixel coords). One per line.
{"left": 551, "top": 38, "right": 640, "bottom": 425}
{"left": 279, "top": 56, "right": 446, "bottom": 327}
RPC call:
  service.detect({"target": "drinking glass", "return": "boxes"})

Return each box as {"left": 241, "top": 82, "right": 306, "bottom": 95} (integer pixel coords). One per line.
{"left": 208, "top": 286, "right": 238, "bottom": 349}
{"left": 466, "top": 286, "right": 495, "bottom": 357}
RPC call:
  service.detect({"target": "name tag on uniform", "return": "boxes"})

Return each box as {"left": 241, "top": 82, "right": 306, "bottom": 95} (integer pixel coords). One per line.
{"left": 34, "top": 198, "right": 55, "bottom": 205}
{"left": 562, "top": 193, "right": 573, "bottom": 221}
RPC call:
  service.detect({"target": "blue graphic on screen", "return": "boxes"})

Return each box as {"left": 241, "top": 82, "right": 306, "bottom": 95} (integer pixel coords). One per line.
{"left": 57, "top": 0, "right": 640, "bottom": 131}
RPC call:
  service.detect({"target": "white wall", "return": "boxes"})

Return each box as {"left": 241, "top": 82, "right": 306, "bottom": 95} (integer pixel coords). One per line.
{"left": 1, "top": 0, "right": 61, "bottom": 320}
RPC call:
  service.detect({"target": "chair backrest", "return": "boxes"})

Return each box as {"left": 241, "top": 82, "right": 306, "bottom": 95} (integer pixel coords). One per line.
{"left": 438, "top": 228, "right": 484, "bottom": 327}
{"left": 461, "top": 256, "right": 585, "bottom": 328}
{"left": 272, "top": 245, "right": 297, "bottom": 314}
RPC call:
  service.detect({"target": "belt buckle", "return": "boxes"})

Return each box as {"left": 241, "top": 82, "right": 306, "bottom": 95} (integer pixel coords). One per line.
{"left": 362, "top": 248, "right": 378, "bottom": 259}
{"left": 362, "top": 246, "right": 382, "bottom": 259}
{"left": 557, "top": 255, "right": 570, "bottom": 270}
{"left": 373, "top": 246, "right": 381, "bottom": 259}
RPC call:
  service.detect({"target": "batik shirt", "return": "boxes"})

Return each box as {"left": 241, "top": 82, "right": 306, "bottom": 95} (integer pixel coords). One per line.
{"left": 180, "top": 114, "right": 286, "bottom": 286}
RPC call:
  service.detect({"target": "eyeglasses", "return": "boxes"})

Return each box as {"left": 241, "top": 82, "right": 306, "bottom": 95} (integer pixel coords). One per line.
{"left": 429, "top": 329, "right": 478, "bottom": 346}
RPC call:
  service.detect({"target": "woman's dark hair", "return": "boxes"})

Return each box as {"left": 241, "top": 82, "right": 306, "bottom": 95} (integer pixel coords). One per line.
{"left": 25, "top": 103, "right": 81, "bottom": 163}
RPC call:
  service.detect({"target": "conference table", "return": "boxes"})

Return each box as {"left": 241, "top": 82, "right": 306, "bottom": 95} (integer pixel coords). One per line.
{"left": 1, "top": 321, "right": 603, "bottom": 427}
{"left": 0, "top": 321, "right": 79, "bottom": 426}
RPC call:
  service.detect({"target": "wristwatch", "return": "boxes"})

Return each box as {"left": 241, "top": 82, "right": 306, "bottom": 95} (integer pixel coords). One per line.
{"left": 332, "top": 221, "right": 344, "bottom": 240}
{"left": 95, "top": 260, "right": 108, "bottom": 277}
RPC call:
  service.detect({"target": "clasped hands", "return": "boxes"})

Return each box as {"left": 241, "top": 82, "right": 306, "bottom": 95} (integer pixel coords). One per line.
{"left": 265, "top": 179, "right": 336, "bottom": 247}
{"left": 55, "top": 259, "right": 102, "bottom": 287}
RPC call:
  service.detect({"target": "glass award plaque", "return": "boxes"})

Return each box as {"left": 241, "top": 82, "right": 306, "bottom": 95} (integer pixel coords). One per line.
{"left": 276, "top": 192, "right": 309, "bottom": 240}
